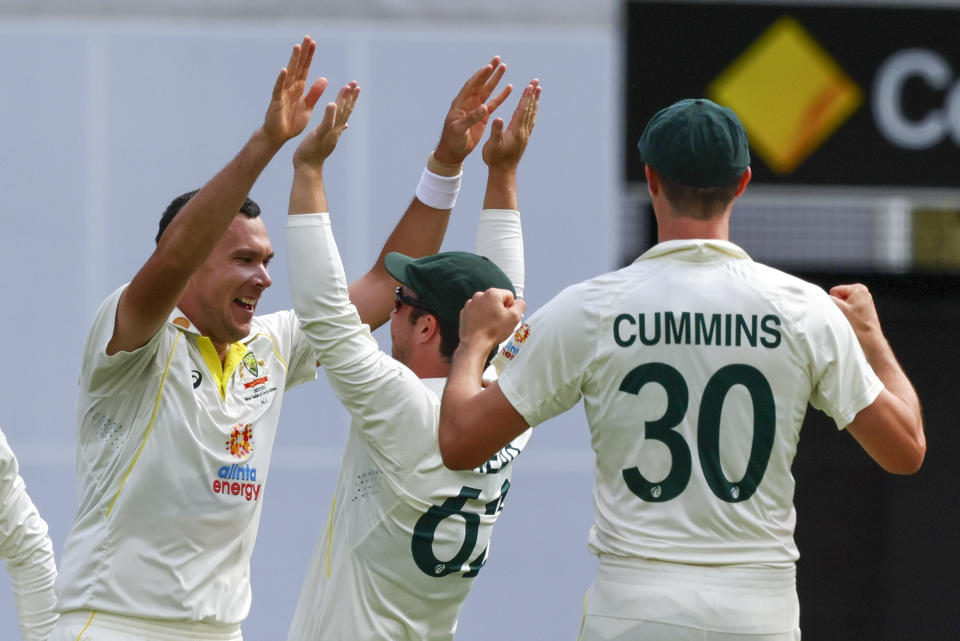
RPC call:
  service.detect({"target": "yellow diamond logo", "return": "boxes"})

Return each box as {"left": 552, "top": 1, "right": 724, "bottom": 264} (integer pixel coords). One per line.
{"left": 708, "top": 16, "right": 862, "bottom": 175}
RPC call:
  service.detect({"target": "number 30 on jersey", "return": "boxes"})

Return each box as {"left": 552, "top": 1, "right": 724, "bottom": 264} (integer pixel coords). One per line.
{"left": 619, "top": 362, "right": 775, "bottom": 504}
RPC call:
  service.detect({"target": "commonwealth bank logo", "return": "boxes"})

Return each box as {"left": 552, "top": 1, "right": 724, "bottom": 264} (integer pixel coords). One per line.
{"left": 708, "top": 16, "right": 862, "bottom": 174}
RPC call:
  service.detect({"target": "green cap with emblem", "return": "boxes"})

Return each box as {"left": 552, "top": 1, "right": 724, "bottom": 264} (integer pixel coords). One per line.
{"left": 637, "top": 98, "right": 750, "bottom": 188}
{"left": 385, "top": 251, "right": 515, "bottom": 331}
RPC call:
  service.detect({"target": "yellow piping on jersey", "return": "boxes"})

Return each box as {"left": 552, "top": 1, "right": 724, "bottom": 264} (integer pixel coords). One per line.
{"left": 75, "top": 609, "right": 97, "bottom": 639}
{"left": 326, "top": 497, "right": 335, "bottom": 578}
{"left": 575, "top": 592, "right": 588, "bottom": 641}
{"left": 250, "top": 332, "right": 290, "bottom": 371}
{"left": 106, "top": 333, "right": 182, "bottom": 517}
{"left": 197, "top": 337, "right": 247, "bottom": 400}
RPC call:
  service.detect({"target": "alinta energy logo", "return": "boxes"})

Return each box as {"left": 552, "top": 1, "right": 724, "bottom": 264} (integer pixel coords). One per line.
{"left": 213, "top": 422, "right": 262, "bottom": 502}
{"left": 708, "top": 16, "right": 862, "bottom": 175}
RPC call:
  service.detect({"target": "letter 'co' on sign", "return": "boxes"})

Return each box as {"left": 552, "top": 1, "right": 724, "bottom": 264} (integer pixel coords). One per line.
{"left": 626, "top": 3, "right": 960, "bottom": 187}
{"left": 873, "top": 48, "right": 960, "bottom": 149}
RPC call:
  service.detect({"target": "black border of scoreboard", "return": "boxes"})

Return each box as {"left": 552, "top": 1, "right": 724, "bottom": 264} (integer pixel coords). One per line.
{"left": 624, "top": 1, "right": 960, "bottom": 187}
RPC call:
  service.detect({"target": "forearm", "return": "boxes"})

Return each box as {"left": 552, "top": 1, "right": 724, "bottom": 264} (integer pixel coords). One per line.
{"left": 161, "top": 127, "right": 282, "bottom": 270}
{"left": 844, "top": 323, "right": 925, "bottom": 474}
{"left": 348, "top": 157, "right": 460, "bottom": 328}
{"left": 859, "top": 329, "right": 923, "bottom": 425}
{"left": 115, "top": 128, "right": 284, "bottom": 353}
{"left": 289, "top": 164, "right": 328, "bottom": 215}
{"left": 376, "top": 152, "right": 463, "bottom": 262}
{"left": 483, "top": 166, "right": 518, "bottom": 210}
{"left": 439, "top": 339, "right": 498, "bottom": 468}
{"left": 375, "top": 196, "right": 452, "bottom": 264}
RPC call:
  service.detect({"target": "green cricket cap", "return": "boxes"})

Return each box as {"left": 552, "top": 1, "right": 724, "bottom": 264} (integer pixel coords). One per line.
{"left": 384, "top": 251, "right": 515, "bottom": 330}
{"left": 637, "top": 98, "right": 750, "bottom": 188}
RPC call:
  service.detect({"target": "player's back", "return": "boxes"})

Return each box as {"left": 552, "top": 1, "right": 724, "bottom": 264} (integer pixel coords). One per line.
{"left": 586, "top": 239, "right": 825, "bottom": 566}
{"left": 499, "top": 239, "right": 873, "bottom": 567}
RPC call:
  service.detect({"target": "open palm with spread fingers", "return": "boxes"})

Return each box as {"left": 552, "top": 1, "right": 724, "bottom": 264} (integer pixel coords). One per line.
{"left": 294, "top": 81, "right": 361, "bottom": 169}
{"left": 483, "top": 79, "right": 541, "bottom": 170}
{"left": 263, "top": 36, "right": 329, "bottom": 146}
{"left": 434, "top": 56, "right": 513, "bottom": 164}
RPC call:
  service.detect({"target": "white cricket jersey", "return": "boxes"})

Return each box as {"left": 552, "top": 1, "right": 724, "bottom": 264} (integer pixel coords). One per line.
{"left": 497, "top": 239, "right": 883, "bottom": 567}
{"left": 285, "top": 213, "right": 529, "bottom": 641}
{"left": 55, "top": 287, "right": 317, "bottom": 624}
{"left": 0, "top": 428, "right": 59, "bottom": 641}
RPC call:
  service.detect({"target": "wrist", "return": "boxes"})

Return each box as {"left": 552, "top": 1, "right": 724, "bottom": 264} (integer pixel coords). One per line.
{"left": 485, "top": 166, "right": 519, "bottom": 189}
{"left": 416, "top": 155, "right": 463, "bottom": 210}
{"left": 458, "top": 334, "right": 498, "bottom": 358}
{"left": 292, "top": 160, "right": 325, "bottom": 177}
{"left": 482, "top": 168, "right": 518, "bottom": 210}
{"left": 485, "top": 162, "right": 520, "bottom": 175}
{"left": 428, "top": 151, "right": 463, "bottom": 177}
{"left": 859, "top": 328, "right": 892, "bottom": 361}
{"left": 252, "top": 126, "right": 288, "bottom": 155}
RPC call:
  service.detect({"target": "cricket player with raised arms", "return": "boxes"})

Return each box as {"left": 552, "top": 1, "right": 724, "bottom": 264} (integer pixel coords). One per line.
{"left": 50, "top": 36, "right": 498, "bottom": 641}
{"left": 284, "top": 63, "right": 540, "bottom": 640}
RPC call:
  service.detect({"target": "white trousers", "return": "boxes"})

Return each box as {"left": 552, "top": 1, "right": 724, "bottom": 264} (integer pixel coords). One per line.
{"left": 49, "top": 610, "right": 243, "bottom": 641}
{"left": 578, "top": 556, "right": 801, "bottom": 641}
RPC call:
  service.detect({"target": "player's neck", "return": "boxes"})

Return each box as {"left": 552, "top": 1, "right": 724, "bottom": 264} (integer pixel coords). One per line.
{"left": 656, "top": 210, "right": 731, "bottom": 243}
{"left": 178, "top": 310, "right": 233, "bottom": 365}
{"left": 657, "top": 223, "right": 729, "bottom": 242}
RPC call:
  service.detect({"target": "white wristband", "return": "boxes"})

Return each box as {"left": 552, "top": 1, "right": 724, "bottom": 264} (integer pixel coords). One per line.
{"left": 416, "top": 167, "right": 462, "bottom": 210}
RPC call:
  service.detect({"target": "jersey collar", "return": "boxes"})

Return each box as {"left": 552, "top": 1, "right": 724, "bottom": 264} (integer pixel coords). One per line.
{"left": 167, "top": 307, "right": 201, "bottom": 335}
{"left": 634, "top": 238, "right": 752, "bottom": 264}
{"left": 166, "top": 307, "right": 255, "bottom": 343}
{"left": 166, "top": 307, "right": 250, "bottom": 399}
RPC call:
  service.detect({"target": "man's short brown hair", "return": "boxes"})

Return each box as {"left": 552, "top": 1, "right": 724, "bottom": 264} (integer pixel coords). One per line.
{"left": 657, "top": 171, "right": 742, "bottom": 220}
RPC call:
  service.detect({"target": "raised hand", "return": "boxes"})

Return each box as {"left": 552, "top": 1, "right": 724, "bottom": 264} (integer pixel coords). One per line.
{"left": 263, "top": 36, "right": 329, "bottom": 147}
{"left": 293, "top": 81, "right": 361, "bottom": 170}
{"left": 482, "top": 80, "right": 541, "bottom": 170}
{"left": 434, "top": 56, "right": 513, "bottom": 165}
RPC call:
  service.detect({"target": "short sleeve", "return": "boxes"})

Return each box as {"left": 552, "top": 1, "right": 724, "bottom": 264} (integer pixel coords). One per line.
{"left": 497, "top": 283, "right": 599, "bottom": 427}
{"left": 80, "top": 285, "right": 171, "bottom": 396}
{"left": 805, "top": 294, "right": 884, "bottom": 429}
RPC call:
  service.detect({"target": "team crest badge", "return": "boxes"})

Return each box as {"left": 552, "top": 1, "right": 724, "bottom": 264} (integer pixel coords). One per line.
{"left": 226, "top": 423, "right": 254, "bottom": 459}
{"left": 242, "top": 352, "right": 259, "bottom": 377}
